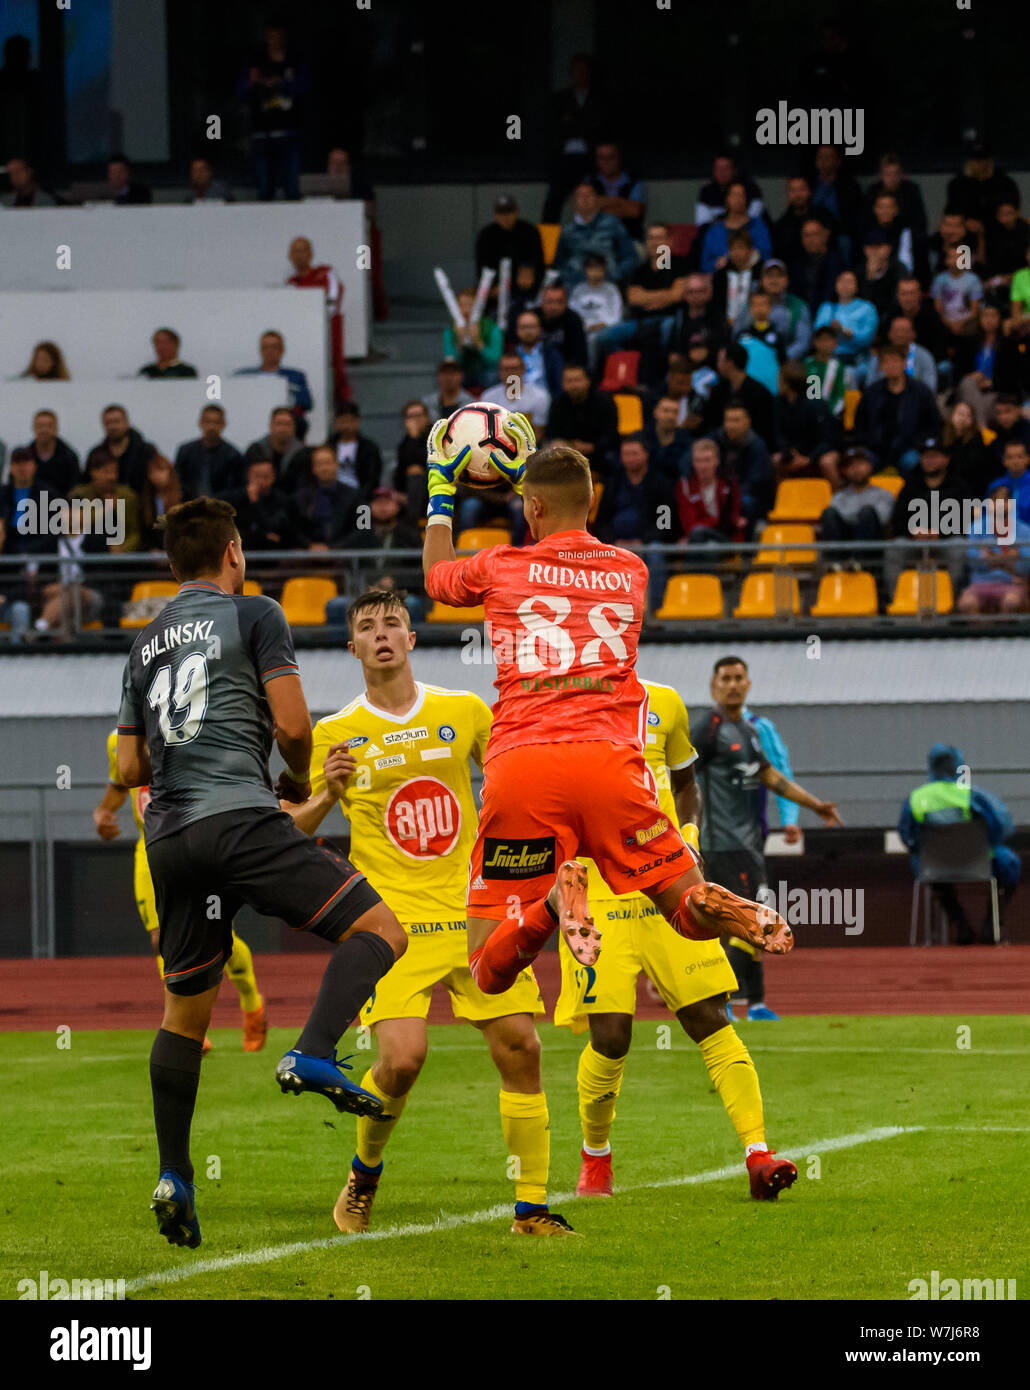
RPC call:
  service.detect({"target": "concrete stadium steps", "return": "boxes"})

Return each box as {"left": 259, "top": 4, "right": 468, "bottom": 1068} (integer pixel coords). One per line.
{"left": 348, "top": 299, "right": 446, "bottom": 450}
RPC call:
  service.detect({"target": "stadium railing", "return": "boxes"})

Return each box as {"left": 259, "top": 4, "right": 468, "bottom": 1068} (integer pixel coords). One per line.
{"left": 0, "top": 538, "right": 1026, "bottom": 646}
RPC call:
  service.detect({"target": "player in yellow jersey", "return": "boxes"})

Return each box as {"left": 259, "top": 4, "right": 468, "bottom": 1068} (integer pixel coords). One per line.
{"left": 554, "top": 681, "right": 798, "bottom": 1201}
{"left": 94, "top": 730, "right": 268, "bottom": 1052}
{"left": 281, "top": 587, "right": 574, "bottom": 1236}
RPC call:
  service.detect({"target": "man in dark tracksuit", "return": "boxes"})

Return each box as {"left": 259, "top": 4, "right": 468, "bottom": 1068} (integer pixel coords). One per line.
{"left": 694, "top": 656, "right": 843, "bottom": 1019}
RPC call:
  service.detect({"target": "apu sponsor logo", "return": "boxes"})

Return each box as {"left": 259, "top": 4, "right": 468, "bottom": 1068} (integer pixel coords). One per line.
{"left": 623, "top": 816, "right": 669, "bottom": 848}
{"left": 385, "top": 777, "right": 462, "bottom": 858}
{"left": 383, "top": 726, "right": 428, "bottom": 746}
{"left": 482, "top": 836, "right": 556, "bottom": 879}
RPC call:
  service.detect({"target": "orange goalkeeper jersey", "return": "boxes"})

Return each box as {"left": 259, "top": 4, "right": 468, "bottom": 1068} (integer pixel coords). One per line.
{"left": 426, "top": 528, "right": 650, "bottom": 763}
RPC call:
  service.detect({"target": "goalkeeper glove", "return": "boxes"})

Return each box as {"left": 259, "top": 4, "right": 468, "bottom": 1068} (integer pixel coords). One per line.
{"left": 426, "top": 418, "right": 471, "bottom": 520}
{"left": 488, "top": 410, "right": 536, "bottom": 495}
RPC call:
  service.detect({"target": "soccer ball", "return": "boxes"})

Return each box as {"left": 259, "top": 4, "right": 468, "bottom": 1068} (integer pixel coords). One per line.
{"left": 441, "top": 403, "right": 522, "bottom": 491}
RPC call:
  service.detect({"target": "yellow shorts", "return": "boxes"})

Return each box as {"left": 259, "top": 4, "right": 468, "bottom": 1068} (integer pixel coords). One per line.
{"left": 362, "top": 919, "right": 544, "bottom": 1025}
{"left": 554, "top": 894, "right": 739, "bottom": 1032}
{"left": 134, "top": 837, "right": 158, "bottom": 934}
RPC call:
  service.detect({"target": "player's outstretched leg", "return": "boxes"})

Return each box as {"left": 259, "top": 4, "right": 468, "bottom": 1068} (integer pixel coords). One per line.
{"left": 678, "top": 994, "right": 797, "bottom": 1201}
{"left": 469, "top": 861, "right": 599, "bottom": 996}
{"left": 656, "top": 870, "right": 794, "bottom": 955}
{"left": 225, "top": 931, "right": 268, "bottom": 1051}
{"left": 149, "top": 982, "right": 219, "bottom": 1248}
{"left": 277, "top": 902, "right": 406, "bottom": 1116}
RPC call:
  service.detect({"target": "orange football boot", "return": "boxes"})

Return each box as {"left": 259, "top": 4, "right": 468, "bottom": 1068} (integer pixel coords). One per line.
{"left": 242, "top": 1003, "right": 268, "bottom": 1052}
{"left": 551, "top": 860, "right": 600, "bottom": 965}
{"left": 684, "top": 881, "right": 794, "bottom": 955}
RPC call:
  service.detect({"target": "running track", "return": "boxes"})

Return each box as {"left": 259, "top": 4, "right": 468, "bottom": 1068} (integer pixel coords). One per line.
{"left": 1, "top": 946, "right": 1027, "bottom": 1031}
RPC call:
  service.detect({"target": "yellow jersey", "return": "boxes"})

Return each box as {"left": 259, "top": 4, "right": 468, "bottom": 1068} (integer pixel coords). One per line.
{"left": 584, "top": 679, "right": 697, "bottom": 899}
{"left": 311, "top": 682, "right": 492, "bottom": 923}
{"left": 106, "top": 729, "right": 150, "bottom": 835}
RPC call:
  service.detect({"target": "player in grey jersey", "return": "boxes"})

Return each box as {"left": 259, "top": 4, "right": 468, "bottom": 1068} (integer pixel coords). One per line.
{"left": 693, "top": 655, "right": 842, "bottom": 1019}
{"left": 117, "top": 497, "right": 407, "bottom": 1249}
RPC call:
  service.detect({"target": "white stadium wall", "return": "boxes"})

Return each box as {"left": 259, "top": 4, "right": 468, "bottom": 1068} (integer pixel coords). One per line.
{"left": 0, "top": 202, "right": 370, "bottom": 357}
{"left": 0, "top": 289, "right": 329, "bottom": 451}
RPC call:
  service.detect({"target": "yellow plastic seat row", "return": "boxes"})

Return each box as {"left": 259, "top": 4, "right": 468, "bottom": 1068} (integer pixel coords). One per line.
{"left": 754, "top": 524, "right": 817, "bottom": 566}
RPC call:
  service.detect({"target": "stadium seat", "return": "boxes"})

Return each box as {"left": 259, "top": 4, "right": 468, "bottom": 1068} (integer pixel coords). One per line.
{"left": 538, "top": 223, "right": 561, "bottom": 266}
{"left": 981, "top": 427, "right": 996, "bottom": 446}
{"left": 614, "top": 392, "right": 644, "bottom": 435}
{"left": 242, "top": 580, "right": 263, "bottom": 595}
{"left": 600, "top": 351, "right": 641, "bottom": 393}
{"left": 456, "top": 528, "right": 509, "bottom": 551}
{"left": 843, "top": 388, "right": 861, "bottom": 432}
{"left": 810, "top": 570, "right": 879, "bottom": 617}
{"left": 887, "top": 569, "right": 954, "bottom": 616}
{"left": 655, "top": 573, "right": 724, "bottom": 619}
{"left": 119, "top": 580, "right": 179, "bottom": 629}
{"left": 588, "top": 480, "right": 604, "bottom": 523}
{"left": 280, "top": 576, "right": 338, "bottom": 625}
{"left": 768, "top": 477, "right": 833, "bottom": 522}
{"left": 425, "top": 601, "right": 486, "bottom": 623}
{"left": 754, "top": 523, "right": 817, "bottom": 565}
{"left": 665, "top": 224, "right": 698, "bottom": 259}
{"left": 733, "top": 571, "right": 801, "bottom": 618}
{"left": 870, "top": 471, "right": 904, "bottom": 497}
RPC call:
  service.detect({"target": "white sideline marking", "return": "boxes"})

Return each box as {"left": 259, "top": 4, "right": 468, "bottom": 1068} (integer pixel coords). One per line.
{"left": 126, "top": 1125, "right": 921, "bottom": 1293}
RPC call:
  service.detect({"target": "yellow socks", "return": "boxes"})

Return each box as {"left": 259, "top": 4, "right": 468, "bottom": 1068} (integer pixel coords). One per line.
{"left": 225, "top": 932, "right": 262, "bottom": 1013}
{"left": 499, "top": 1089, "right": 550, "bottom": 1205}
{"left": 577, "top": 1042, "right": 626, "bottom": 1151}
{"left": 355, "top": 1068, "right": 408, "bottom": 1169}
{"left": 700, "top": 1024, "right": 765, "bottom": 1149}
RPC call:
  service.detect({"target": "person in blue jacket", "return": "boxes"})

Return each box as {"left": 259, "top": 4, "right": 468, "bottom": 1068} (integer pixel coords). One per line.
{"left": 898, "top": 743, "right": 1021, "bottom": 944}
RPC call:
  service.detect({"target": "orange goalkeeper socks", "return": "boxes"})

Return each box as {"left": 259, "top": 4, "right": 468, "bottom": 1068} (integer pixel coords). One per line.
{"left": 469, "top": 898, "right": 558, "bottom": 994}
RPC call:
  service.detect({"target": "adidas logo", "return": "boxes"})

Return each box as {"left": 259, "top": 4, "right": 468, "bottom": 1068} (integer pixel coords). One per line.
{"left": 471, "top": 875, "right": 486, "bottom": 891}
{"left": 364, "top": 743, "right": 384, "bottom": 757}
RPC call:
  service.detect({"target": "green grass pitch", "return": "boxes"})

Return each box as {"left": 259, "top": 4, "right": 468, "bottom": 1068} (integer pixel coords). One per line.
{"left": 3, "top": 1016, "right": 1028, "bottom": 1301}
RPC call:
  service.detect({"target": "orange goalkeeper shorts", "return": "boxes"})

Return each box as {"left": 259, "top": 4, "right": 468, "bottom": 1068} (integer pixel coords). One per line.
{"left": 467, "top": 740, "right": 697, "bottom": 919}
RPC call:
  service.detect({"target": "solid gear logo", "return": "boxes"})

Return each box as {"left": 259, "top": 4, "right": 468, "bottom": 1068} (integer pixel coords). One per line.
{"left": 384, "top": 777, "right": 462, "bottom": 859}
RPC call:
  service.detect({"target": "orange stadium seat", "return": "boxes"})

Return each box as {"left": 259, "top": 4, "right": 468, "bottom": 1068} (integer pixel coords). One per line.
{"left": 280, "top": 577, "right": 337, "bottom": 625}
{"left": 242, "top": 579, "right": 263, "bottom": 594}
{"left": 655, "top": 574, "right": 724, "bottom": 619}
{"left": 588, "top": 480, "right": 604, "bottom": 523}
{"left": 538, "top": 223, "right": 561, "bottom": 266}
{"left": 887, "top": 569, "right": 954, "bottom": 616}
{"left": 425, "top": 602, "right": 486, "bottom": 623}
{"left": 843, "top": 388, "right": 861, "bottom": 432}
{"left": 456, "top": 528, "right": 509, "bottom": 551}
{"left": 733, "top": 571, "right": 800, "bottom": 618}
{"left": 754, "top": 523, "right": 817, "bottom": 565}
{"left": 810, "top": 570, "right": 879, "bottom": 617}
{"left": 869, "top": 472, "right": 904, "bottom": 498}
{"left": 119, "top": 581, "right": 179, "bottom": 629}
{"left": 768, "top": 477, "right": 833, "bottom": 522}
{"left": 614, "top": 392, "right": 644, "bottom": 435}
